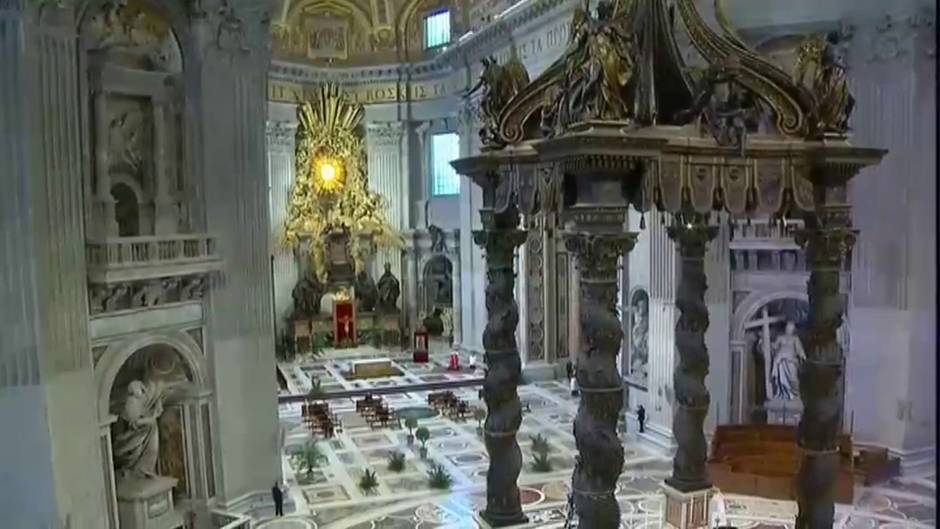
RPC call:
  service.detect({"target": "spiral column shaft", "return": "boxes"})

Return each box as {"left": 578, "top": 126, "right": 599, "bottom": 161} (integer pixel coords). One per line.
{"left": 473, "top": 208, "right": 529, "bottom": 527}
{"left": 666, "top": 220, "right": 718, "bottom": 492}
{"left": 565, "top": 230, "right": 637, "bottom": 529}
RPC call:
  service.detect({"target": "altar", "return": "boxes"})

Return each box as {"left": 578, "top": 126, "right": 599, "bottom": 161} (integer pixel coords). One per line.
{"left": 351, "top": 357, "right": 397, "bottom": 378}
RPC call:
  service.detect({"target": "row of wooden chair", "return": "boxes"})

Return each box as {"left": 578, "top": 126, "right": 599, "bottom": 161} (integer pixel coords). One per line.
{"left": 356, "top": 395, "right": 401, "bottom": 430}
{"left": 302, "top": 402, "right": 342, "bottom": 438}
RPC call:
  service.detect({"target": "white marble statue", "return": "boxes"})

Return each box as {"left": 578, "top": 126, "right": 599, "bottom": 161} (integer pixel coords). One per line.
{"left": 113, "top": 379, "right": 166, "bottom": 478}
{"left": 630, "top": 297, "right": 649, "bottom": 380}
{"left": 769, "top": 322, "right": 806, "bottom": 400}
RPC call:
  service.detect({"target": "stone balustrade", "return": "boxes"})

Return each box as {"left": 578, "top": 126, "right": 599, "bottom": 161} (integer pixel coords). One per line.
{"left": 86, "top": 234, "right": 223, "bottom": 284}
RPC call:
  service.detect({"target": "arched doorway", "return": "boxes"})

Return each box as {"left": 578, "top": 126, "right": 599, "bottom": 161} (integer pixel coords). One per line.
{"left": 111, "top": 182, "right": 141, "bottom": 237}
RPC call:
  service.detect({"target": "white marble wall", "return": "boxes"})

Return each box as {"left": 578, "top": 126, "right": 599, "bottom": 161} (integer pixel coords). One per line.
{"left": 842, "top": 13, "right": 936, "bottom": 462}
{"left": 0, "top": 6, "right": 109, "bottom": 527}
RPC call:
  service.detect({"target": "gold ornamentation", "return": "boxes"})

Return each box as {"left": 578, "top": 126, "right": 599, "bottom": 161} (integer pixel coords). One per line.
{"left": 545, "top": 1, "right": 637, "bottom": 133}
{"left": 466, "top": 56, "right": 530, "bottom": 147}
{"left": 795, "top": 33, "right": 856, "bottom": 136}
{"left": 284, "top": 84, "right": 403, "bottom": 281}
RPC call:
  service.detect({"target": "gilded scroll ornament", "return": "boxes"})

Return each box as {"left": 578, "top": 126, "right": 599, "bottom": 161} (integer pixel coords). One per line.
{"left": 466, "top": 56, "right": 531, "bottom": 148}
{"left": 796, "top": 33, "right": 856, "bottom": 136}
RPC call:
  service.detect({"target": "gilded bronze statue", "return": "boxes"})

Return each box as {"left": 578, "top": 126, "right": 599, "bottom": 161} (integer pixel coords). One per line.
{"left": 545, "top": 0, "right": 637, "bottom": 134}
{"left": 796, "top": 32, "right": 855, "bottom": 135}
{"left": 466, "top": 56, "right": 530, "bottom": 147}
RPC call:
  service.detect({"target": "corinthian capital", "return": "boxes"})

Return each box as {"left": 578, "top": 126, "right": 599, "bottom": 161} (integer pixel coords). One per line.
{"left": 366, "top": 121, "right": 405, "bottom": 146}
{"left": 564, "top": 232, "right": 637, "bottom": 279}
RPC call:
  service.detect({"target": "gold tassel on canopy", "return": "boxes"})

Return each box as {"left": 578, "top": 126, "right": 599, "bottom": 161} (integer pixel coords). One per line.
{"left": 283, "top": 84, "right": 403, "bottom": 281}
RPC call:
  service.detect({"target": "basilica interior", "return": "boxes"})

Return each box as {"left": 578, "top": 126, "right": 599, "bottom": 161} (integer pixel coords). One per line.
{"left": 1, "top": 0, "right": 936, "bottom": 528}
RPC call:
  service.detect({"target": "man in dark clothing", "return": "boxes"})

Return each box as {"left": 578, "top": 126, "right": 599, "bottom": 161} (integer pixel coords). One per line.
{"left": 566, "top": 360, "right": 577, "bottom": 396}
{"left": 272, "top": 482, "right": 284, "bottom": 517}
{"left": 637, "top": 405, "right": 646, "bottom": 433}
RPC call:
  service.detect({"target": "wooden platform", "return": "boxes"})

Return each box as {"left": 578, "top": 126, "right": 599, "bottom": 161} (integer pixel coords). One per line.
{"left": 708, "top": 424, "right": 855, "bottom": 504}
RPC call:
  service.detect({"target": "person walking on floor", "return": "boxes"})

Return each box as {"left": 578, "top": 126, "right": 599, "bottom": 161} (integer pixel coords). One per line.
{"left": 272, "top": 481, "right": 284, "bottom": 517}
{"left": 566, "top": 360, "right": 578, "bottom": 396}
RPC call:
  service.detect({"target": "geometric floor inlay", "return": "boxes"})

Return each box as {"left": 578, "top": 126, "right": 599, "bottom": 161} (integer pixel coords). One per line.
{"left": 266, "top": 348, "right": 938, "bottom": 529}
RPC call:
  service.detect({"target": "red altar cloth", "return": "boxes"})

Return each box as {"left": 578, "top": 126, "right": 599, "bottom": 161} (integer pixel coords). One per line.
{"left": 333, "top": 301, "right": 356, "bottom": 347}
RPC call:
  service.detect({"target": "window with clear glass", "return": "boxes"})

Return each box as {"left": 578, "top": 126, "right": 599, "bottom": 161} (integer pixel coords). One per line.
{"left": 430, "top": 132, "right": 460, "bottom": 196}
{"left": 424, "top": 9, "right": 451, "bottom": 49}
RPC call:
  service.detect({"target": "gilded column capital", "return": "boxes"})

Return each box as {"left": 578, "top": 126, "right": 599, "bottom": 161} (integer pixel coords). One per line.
{"left": 666, "top": 216, "right": 719, "bottom": 258}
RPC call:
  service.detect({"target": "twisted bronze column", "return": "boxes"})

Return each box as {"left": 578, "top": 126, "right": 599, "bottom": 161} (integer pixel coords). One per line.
{"left": 565, "top": 231, "right": 637, "bottom": 529}
{"left": 793, "top": 209, "right": 855, "bottom": 529}
{"left": 473, "top": 207, "right": 529, "bottom": 527}
{"left": 666, "top": 216, "right": 718, "bottom": 492}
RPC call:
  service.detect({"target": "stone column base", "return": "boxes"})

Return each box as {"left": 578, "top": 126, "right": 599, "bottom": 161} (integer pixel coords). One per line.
{"left": 116, "top": 475, "right": 184, "bottom": 529}
{"left": 521, "top": 361, "right": 557, "bottom": 383}
{"left": 474, "top": 510, "right": 529, "bottom": 528}
{"left": 662, "top": 483, "right": 713, "bottom": 529}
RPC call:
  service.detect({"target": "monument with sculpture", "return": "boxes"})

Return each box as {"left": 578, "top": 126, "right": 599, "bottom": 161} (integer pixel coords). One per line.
{"left": 282, "top": 84, "right": 404, "bottom": 350}
{"left": 450, "top": 0, "right": 886, "bottom": 527}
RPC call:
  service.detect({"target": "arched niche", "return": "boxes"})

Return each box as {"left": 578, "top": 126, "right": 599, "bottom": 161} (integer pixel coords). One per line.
{"left": 96, "top": 331, "right": 212, "bottom": 507}
{"left": 625, "top": 287, "right": 649, "bottom": 388}
{"left": 79, "top": 0, "right": 190, "bottom": 239}
{"left": 731, "top": 291, "right": 849, "bottom": 423}
{"left": 96, "top": 331, "right": 207, "bottom": 423}
{"left": 111, "top": 181, "right": 141, "bottom": 236}
{"left": 79, "top": 0, "right": 184, "bottom": 73}
{"left": 421, "top": 254, "right": 453, "bottom": 312}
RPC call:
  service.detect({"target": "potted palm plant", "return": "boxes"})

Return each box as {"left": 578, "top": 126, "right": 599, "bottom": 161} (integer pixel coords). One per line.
{"left": 404, "top": 416, "right": 418, "bottom": 446}
{"left": 415, "top": 426, "right": 431, "bottom": 459}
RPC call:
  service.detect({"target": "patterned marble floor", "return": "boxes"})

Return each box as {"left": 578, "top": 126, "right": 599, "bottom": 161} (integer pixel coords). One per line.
{"left": 269, "top": 352, "right": 935, "bottom": 529}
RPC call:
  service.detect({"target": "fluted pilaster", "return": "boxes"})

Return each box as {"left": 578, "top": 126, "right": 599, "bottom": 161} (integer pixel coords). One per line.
{"left": 565, "top": 228, "right": 637, "bottom": 529}
{"left": 267, "top": 120, "right": 299, "bottom": 337}
{"left": 473, "top": 206, "right": 528, "bottom": 527}
{"left": 666, "top": 215, "right": 718, "bottom": 493}
{"left": 366, "top": 121, "right": 406, "bottom": 283}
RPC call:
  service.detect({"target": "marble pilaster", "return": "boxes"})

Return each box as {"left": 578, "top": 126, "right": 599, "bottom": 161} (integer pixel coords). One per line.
{"left": 192, "top": 5, "right": 281, "bottom": 507}
{"left": 266, "top": 120, "right": 299, "bottom": 338}
{"left": 366, "top": 121, "right": 406, "bottom": 284}
{"left": 0, "top": 5, "right": 109, "bottom": 527}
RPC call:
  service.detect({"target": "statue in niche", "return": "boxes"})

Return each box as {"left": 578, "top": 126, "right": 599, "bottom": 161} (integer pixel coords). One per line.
{"left": 428, "top": 224, "right": 447, "bottom": 254}
{"left": 354, "top": 270, "right": 379, "bottom": 312}
{"left": 434, "top": 273, "right": 453, "bottom": 305}
{"left": 423, "top": 307, "right": 445, "bottom": 336}
{"left": 376, "top": 262, "right": 401, "bottom": 312}
{"left": 628, "top": 290, "right": 649, "bottom": 384}
{"left": 769, "top": 321, "right": 806, "bottom": 400}
{"left": 113, "top": 379, "right": 167, "bottom": 478}
{"left": 111, "top": 349, "right": 191, "bottom": 481}
{"left": 292, "top": 273, "right": 324, "bottom": 318}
